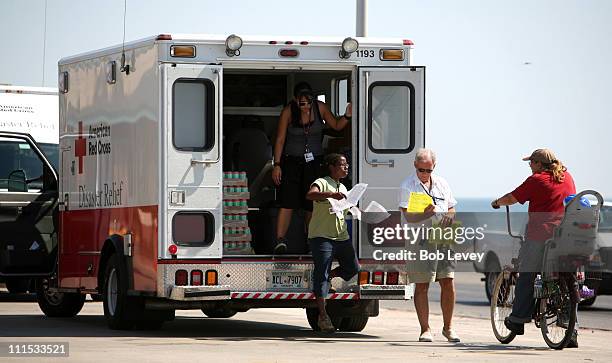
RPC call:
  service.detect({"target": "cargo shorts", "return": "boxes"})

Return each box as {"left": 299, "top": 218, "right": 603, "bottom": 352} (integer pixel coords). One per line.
{"left": 406, "top": 241, "right": 456, "bottom": 284}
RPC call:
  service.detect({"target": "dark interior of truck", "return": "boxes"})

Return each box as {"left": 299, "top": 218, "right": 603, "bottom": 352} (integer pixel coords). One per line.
{"left": 222, "top": 70, "right": 352, "bottom": 256}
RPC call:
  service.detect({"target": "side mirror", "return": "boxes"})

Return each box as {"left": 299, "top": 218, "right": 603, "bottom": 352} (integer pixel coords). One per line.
{"left": 8, "top": 169, "right": 27, "bottom": 192}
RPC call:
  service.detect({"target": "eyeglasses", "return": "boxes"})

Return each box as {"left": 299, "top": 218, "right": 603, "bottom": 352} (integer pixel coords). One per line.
{"left": 298, "top": 101, "right": 312, "bottom": 106}
{"left": 417, "top": 168, "right": 433, "bottom": 173}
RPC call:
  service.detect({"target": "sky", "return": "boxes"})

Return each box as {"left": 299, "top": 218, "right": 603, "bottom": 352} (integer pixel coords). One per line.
{"left": 1, "top": 0, "right": 611, "bottom": 198}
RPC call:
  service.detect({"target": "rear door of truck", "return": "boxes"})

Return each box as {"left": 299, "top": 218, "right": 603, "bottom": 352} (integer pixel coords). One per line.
{"left": 357, "top": 67, "right": 425, "bottom": 257}
{"left": 162, "top": 64, "right": 223, "bottom": 259}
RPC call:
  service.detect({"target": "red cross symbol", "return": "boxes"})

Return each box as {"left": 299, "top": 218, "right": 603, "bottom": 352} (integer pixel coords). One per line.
{"left": 74, "top": 121, "right": 87, "bottom": 174}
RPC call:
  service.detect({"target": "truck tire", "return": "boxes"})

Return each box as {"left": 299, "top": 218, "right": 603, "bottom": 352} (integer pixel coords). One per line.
{"left": 36, "top": 279, "right": 85, "bottom": 317}
{"left": 338, "top": 315, "right": 369, "bottom": 332}
{"left": 103, "top": 254, "right": 136, "bottom": 330}
{"left": 305, "top": 308, "right": 342, "bottom": 332}
{"left": 6, "top": 278, "right": 31, "bottom": 294}
{"left": 202, "top": 307, "right": 237, "bottom": 318}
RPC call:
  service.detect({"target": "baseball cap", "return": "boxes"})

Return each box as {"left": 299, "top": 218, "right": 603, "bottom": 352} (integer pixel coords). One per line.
{"left": 522, "top": 148, "right": 557, "bottom": 164}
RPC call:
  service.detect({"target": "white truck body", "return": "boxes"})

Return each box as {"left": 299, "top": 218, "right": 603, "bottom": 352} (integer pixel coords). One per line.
{"left": 0, "top": 86, "right": 59, "bottom": 167}
{"left": 33, "top": 33, "right": 425, "bottom": 327}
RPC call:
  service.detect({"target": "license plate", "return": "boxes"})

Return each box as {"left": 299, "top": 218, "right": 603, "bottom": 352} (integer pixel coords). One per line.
{"left": 267, "top": 270, "right": 310, "bottom": 290}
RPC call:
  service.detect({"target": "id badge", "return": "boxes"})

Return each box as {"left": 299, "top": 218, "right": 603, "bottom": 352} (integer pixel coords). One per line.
{"left": 304, "top": 152, "right": 314, "bottom": 163}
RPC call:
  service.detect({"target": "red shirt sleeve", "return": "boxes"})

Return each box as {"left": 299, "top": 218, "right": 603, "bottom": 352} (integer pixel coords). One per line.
{"left": 511, "top": 176, "right": 537, "bottom": 204}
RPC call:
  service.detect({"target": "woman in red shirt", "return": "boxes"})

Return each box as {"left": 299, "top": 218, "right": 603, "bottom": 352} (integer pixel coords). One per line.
{"left": 491, "top": 149, "right": 577, "bottom": 346}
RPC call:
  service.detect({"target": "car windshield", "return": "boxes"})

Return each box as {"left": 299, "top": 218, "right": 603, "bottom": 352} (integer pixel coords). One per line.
{"left": 600, "top": 206, "right": 612, "bottom": 232}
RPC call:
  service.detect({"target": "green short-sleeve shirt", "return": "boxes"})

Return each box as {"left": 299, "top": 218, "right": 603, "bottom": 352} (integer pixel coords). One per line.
{"left": 308, "top": 176, "right": 350, "bottom": 241}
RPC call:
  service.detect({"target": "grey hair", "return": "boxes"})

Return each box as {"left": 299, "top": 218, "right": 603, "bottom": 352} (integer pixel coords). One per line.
{"left": 414, "top": 148, "right": 436, "bottom": 164}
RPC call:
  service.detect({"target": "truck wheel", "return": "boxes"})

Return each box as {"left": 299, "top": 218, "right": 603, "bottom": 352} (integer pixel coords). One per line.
{"left": 202, "top": 307, "right": 237, "bottom": 318}
{"left": 103, "top": 254, "right": 136, "bottom": 330}
{"left": 305, "top": 308, "right": 342, "bottom": 332}
{"left": 35, "top": 279, "right": 85, "bottom": 317}
{"left": 338, "top": 315, "right": 369, "bottom": 332}
{"left": 6, "top": 278, "right": 31, "bottom": 294}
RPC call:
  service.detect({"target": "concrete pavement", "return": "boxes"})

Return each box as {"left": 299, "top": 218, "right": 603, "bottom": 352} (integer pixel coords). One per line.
{"left": 1, "top": 298, "right": 611, "bottom": 362}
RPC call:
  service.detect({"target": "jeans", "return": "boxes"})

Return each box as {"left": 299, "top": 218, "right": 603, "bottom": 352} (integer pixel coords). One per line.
{"left": 309, "top": 237, "right": 360, "bottom": 298}
{"left": 509, "top": 241, "right": 545, "bottom": 324}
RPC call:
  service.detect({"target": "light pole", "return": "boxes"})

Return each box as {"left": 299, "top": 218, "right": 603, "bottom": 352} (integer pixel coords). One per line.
{"left": 356, "top": 0, "right": 367, "bottom": 37}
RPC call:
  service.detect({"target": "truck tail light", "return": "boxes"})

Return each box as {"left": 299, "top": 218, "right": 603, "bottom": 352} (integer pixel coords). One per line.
{"left": 205, "top": 270, "right": 218, "bottom": 285}
{"left": 175, "top": 270, "right": 188, "bottom": 286}
{"left": 168, "top": 244, "right": 178, "bottom": 255}
{"left": 372, "top": 271, "right": 384, "bottom": 285}
{"left": 358, "top": 271, "right": 370, "bottom": 285}
{"left": 386, "top": 272, "right": 399, "bottom": 285}
{"left": 191, "top": 270, "right": 203, "bottom": 286}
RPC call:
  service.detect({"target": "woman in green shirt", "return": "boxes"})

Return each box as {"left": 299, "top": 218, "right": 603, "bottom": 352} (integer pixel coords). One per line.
{"left": 305, "top": 153, "right": 359, "bottom": 333}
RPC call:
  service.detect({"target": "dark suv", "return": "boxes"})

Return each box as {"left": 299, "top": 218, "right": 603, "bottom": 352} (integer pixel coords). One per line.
{"left": 0, "top": 132, "right": 58, "bottom": 293}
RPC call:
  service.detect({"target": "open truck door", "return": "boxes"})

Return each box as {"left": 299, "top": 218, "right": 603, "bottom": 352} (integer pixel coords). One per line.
{"left": 162, "top": 64, "right": 223, "bottom": 260}
{"left": 357, "top": 67, "right": 425, "bottom": 258}
{"left": 0, "top": 132, "right": 59, "bottom": 290}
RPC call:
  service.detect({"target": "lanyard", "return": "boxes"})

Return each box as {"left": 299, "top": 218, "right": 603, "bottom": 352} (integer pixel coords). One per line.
{"left": 419, "top": 181, "right": 445, "bottom": 206}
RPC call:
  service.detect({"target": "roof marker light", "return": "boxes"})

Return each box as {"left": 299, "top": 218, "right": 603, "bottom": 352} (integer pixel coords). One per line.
{"left": 157, "top": 34, "right": 172, "bottom": 41}
{"left": 403, "top": 39, "right": 414, "bottom": 46}
{"left": 171, "top": 45, "right": 196, "bottom": 58}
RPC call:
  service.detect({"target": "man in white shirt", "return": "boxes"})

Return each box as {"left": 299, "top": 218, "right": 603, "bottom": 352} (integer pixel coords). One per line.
{"left": 398, "top": 148, "right": 460, "bottom": 343}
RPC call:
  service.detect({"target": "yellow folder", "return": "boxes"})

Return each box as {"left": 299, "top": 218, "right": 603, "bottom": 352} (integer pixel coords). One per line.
{"left": 406, "top": 192, "right": 433, "bottom": 213}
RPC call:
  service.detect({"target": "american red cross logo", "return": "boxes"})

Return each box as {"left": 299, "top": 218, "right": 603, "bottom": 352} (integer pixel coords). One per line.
{"left": 74, "top": 121, "right": 86, "bottom": 174}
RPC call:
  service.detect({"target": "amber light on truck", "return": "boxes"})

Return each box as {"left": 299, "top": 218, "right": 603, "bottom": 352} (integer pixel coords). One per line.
{"left": 175, "top": 270, "right": 188, "bottom": 286}
{"left": 171, "top": 45, "right": 196, "bottom": 58}
{"left": 372, "top": 271, "right": 384, "bottom": 285}
{"left": 358, "top": 271, "right": 370, "bottom": 285}
{"left": 380, "top": 49, "right": 404, "bottom": 61}
{"left": 205, "top": 270, "right": 218, "bottom": 285}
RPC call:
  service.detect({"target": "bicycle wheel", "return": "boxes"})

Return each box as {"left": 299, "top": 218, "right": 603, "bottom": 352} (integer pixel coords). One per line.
{"left": 539, "top": 276, "right": 577, "bottom": 350}
{"left": 490, "top": 271, "right": 518, "bottom": 344}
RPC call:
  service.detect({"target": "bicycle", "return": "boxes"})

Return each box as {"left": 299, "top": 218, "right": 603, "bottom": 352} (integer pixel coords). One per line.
{"left": 490, "top": 190, "right": 603, "bottom": 350}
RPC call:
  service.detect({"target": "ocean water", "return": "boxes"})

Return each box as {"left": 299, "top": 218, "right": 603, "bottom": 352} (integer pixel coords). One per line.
{"left": 455, "top": 197, "right": 528, "bottom": 212}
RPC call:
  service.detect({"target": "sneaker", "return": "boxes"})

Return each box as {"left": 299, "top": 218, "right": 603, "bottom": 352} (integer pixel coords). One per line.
{"left": 418, "top": 331, "right": 433, "bottom": 342}
{"left": 566, "top": 330, "right": 579, "bottom": 348}
{"left": 273, "top": 238, "right": 287, "bottom": 254}
{"left": 504, "top": 317, "right": 524, "bottom": 335}
{"left": 442, "top": 329, "right": 461, "bottom": 343}
{"left": 317, "top": 314, "right": 335, "bottom": 333}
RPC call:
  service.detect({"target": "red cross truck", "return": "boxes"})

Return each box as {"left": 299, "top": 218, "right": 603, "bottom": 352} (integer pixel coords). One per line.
{"left": 0, "top": 34, "right": 425, "bottom": 331}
